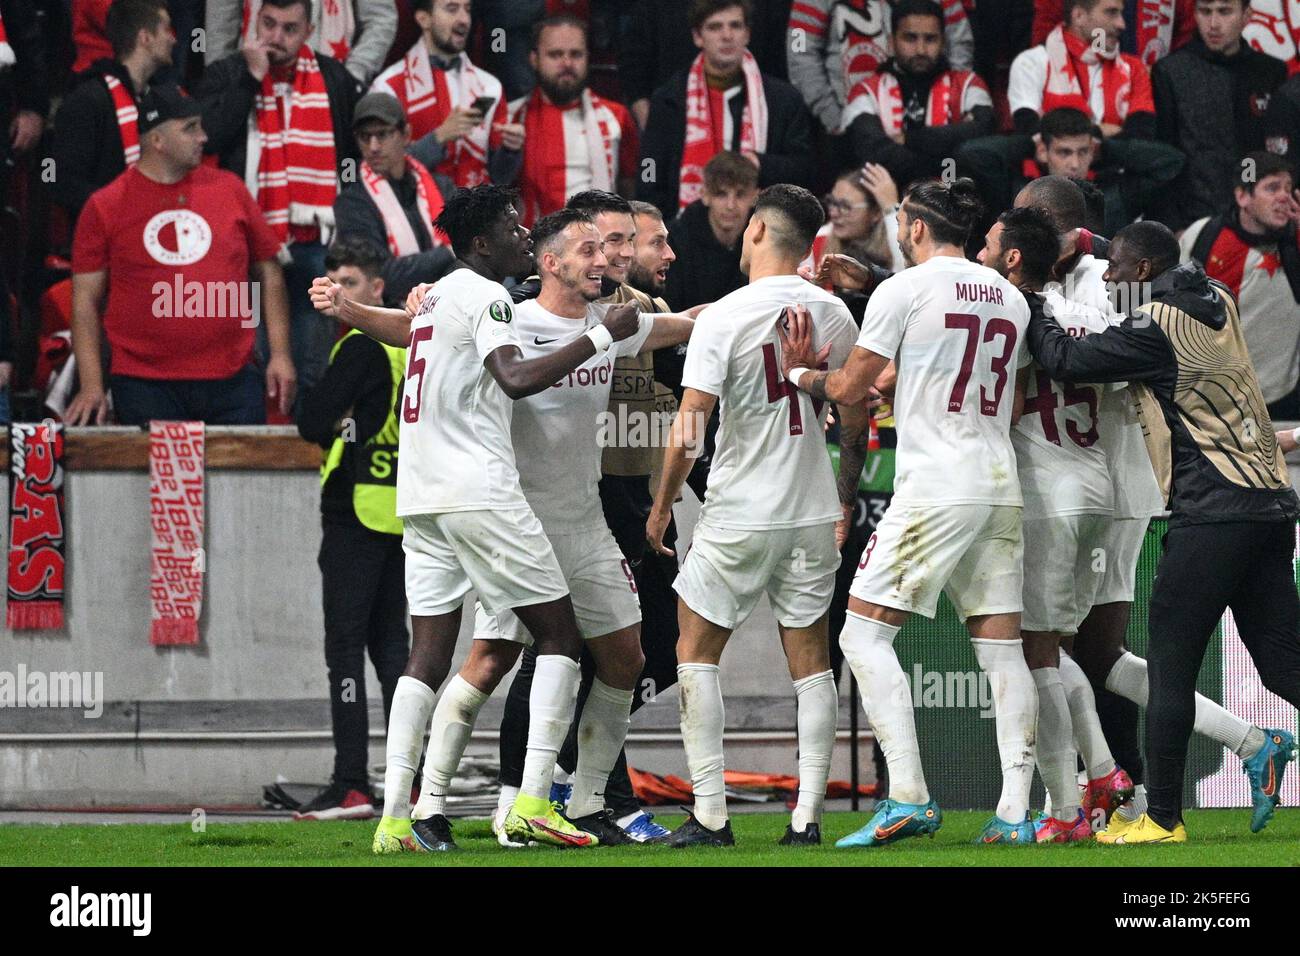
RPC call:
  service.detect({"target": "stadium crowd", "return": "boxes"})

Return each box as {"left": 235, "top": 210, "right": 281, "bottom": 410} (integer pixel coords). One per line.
{"left": 2, "top": 0, "right": 1298, "bottom": 849}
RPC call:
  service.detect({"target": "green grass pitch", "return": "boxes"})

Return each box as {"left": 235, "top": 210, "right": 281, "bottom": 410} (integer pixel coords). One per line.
{"left": 3, "top": 810, "right": 1298, "bottom": 866}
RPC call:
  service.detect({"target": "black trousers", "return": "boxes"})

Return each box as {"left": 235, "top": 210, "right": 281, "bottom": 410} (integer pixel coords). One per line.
{"left": 498, "top": 476, "right": 681, "bottom": 817}
{"left": 1145, "top": 520, "right": 1300, "bottom": 828}
{"left": 318, "top": 517, "right": 410, "bottom": 789}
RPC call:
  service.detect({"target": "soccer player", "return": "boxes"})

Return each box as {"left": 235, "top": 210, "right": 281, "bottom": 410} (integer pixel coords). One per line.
{"left": 418, "top": 208, "right": 692, "bottom": 846}
{"left": 491, "top": 191, "right": 690, "bottom": 844}
{"left": 781, "top": 178, "right": 1042, "bottom": 847}
{"left": 978, "top": 205, "right": 1130, "bottom": 842}
{"left": 647, "top": 183, "right": 865, "bottom": 847}
{"left": 1028, "top": 221, "right": 1300, "bottom": 844}
{"left": 1016, "top": 177, "right": 1292, "bottom": 832}
{"left": 309, "top": 185, "right": 641, "bottom": 852}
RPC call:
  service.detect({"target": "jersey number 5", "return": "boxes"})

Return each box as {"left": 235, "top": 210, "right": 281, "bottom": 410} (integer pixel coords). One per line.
{"left": 402, "top": 325, "right": 435, "bottom": 424}
{"left": 944, "top": 312, "right": 1018, "bottom": 417}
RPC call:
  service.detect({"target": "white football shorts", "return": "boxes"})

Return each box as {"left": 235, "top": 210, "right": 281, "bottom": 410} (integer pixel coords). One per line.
{"left": 473, "top": 525, "right": 641, "bottom": 643}
{"left": 402, "top": 507, "right": 568, "bottom": 616}
{"left": 849, "top": 502, "right": 1023, "bottom": 621}
{"left": 674, "top": 520, "right": 838, "bottom": 629}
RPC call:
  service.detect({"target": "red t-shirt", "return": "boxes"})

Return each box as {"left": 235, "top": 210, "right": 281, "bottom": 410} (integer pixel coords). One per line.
{"left": 72, "top": 165, "right": 282, "bottom": 381}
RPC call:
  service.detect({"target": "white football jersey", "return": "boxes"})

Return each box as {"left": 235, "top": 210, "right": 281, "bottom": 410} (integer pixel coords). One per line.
{"left": 396, "top": 268, "right": 529, "bottom": 516}
{"left": 858, "top": 255, "right": 1031, "bottom": 506}
{"left": 1012, "top": 289, "right": 1114, "bottom": 518}
{"left": 1060, "top": 256, "right": 1166, "bottom": 519}
{"left": 682, "top": 274, "right": 858, "bottom": 529}
{"left": 509, "top": 299, "right": 654, "bottom": 532}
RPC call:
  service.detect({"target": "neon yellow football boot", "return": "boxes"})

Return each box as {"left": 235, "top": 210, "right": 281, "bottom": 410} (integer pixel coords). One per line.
{"left": 1096, "top": 813, "right": 1187, "bottom": 845}
{"left": 372, "top": 815, "right": 422, "bottom": 854}
{"left": 503, "top": 794, "right": 598, "bottom": 848}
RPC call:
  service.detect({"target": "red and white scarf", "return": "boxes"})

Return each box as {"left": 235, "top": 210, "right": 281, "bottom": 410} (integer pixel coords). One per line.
{"left": 0, "top": 8, "right": 14, "bottom": 68}
{"left": 513, "top": 87, "right": 615, "bottom": 225}
{"left": 679, "top": 51, "right": 768, "bottom": 210}
{"left": 7, "top": 422, "right": 65, "bottom": 630}
{"left": 103, "top": 74, "right": 141, "bottom": 166}
{"left": 149, "top": 421, "right": 205, "bottom": 646}
{"left": 1245, "top": 0, "right": 1300, "bottom": 74}
{"left": 848, "top": 70, "right": 973, "bottom": 138}
{"left": 1136, "top": 0, "right": 1177, "bottom": 65}
{"left": 242, "top": 0, "right": 355, "bottom": 63}
{"left": 246, "top": 45, "right": 338, "bottom": 243}
{"left": 1042, "top": 24, "right": 1133, "bottom": 125}
{"left": 373, "top": 44, "right": 497, "bottom": 188}
{"left": 361, "top": 155, "right": 447, "bottom": 256}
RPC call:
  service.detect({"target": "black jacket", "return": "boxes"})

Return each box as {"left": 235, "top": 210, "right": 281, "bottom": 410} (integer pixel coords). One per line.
{"left": 1028, "top": 262, "right": 1300, "bottom": 525}
{"left": 195, "top": 52, "right": 362, "bottom": 180}
{"left": 332, "top": 133, "right": 457, "bottom": 308}
{"left": 662, "top": 200, "right": 747, "bottom": 312}
{"left": 49, "top": 60, "right": 151, "bottom": 225}
{"left": 296, "top": 332, "right": 394, "bottom": 527}
{"left": 0, "top": 0, "right": 48, "bottom": 136}
{"left": 847, "top": 62, "right": 996, "bottom": 188}
{"left": 637, "top": 66, "right": 815, "bottom": 216}
{"left": 1153, "top": 37, "right": 1286, "bottom": 232}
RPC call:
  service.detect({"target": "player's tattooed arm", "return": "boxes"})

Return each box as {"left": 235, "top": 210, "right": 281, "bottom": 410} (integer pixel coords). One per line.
{"left": 647, "top": 387, "right": 717, "bottom": 556}
{"left": 311, "top": 276, "right": 412, "bottom": 347}
{"left": 834, "top": 400, "right": 874, "bottom": 549}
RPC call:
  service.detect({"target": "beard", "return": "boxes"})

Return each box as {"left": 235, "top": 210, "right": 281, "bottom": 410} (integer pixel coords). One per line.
{"left": 539, "top": 72, "right": 585, "bottom": 105}
{"left": 898, "top": 231, "right": 916, "bottom": 268}
{"left": 627, "top": 260, "right": 664, "bottom": 296}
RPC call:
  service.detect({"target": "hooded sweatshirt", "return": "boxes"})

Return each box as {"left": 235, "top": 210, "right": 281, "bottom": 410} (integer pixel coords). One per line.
{"left": 1027, "top": 261, "right": 1300, "bottom": 525}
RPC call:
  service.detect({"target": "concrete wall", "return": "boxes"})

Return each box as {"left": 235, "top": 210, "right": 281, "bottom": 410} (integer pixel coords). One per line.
{"left": 0, "top": 465, "right": 862, "bottom": 807}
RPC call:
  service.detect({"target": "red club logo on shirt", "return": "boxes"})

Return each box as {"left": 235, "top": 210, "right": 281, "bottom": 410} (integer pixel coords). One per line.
{"left": 143, "top": 209, "right": 213, "bottom": 266}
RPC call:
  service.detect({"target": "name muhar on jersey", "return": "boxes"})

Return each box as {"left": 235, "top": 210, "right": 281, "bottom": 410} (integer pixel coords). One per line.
{"left": 954, "top": 281, "right": 1005, "bottom": 305}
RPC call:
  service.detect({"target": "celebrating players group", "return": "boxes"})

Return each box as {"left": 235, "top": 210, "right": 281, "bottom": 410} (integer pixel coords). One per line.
{"left": 310, "top": 168, "right": 1299, "bottom": 854}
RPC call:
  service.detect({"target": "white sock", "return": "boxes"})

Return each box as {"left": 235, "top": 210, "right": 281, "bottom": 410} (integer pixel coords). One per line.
{"left": 520, "top": 655, "right": 581, "bottom": 801}
{"left": 1031, "top": 666, "right": 1080, "bottom": 821}
{"left": 412, "top": 675, "right": 489, "bottom": 820}
{"left": 792, "top": 669, "right": 837, "bottom": 831}
{"left": 552, "top": 766, "right": 573, "bottom": 786}
{"left": 678, "top": 663, "right": 728, "bottom": 830}
{"left": 567, "top": 678, "right": 634, "bottom": 819}
{"left": 972, "top": 638, "right": 1038, "bottom": 824}
{"left": 1105, "top": 651, "right": 1257, "bottom": 756}
{"left": 1059, "top": 650, "right": 1115, "bottom": 780}
{"left": 497, "top": 785, "right": 519, "bottom": 813}
{"left": 381, "top": 676, "right": 436, "bottom": 820}
{"left": 839, "top": 612, "right": 929, "bottom": 805}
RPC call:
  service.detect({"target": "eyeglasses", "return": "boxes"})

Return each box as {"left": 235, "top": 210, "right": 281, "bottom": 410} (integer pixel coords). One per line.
{"left": 823, "top": 195, "right": 872, "bottom": 214}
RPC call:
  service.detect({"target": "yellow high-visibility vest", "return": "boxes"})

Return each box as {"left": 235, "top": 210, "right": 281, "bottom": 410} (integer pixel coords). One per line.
{"left": 320, "top": 329, "right": 405, "bottom": 535}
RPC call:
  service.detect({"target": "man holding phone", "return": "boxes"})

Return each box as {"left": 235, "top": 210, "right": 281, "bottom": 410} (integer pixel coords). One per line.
{"left": 371, "top": 0, "right": 525, "bottom": 188}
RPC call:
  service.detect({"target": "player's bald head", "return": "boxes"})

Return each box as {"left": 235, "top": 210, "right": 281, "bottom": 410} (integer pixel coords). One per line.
{"left": 751, "top": 183, "right": 825, "bottom": 257}
{"left": 1014, "top": 176, "right": 1088, "bottom": 235}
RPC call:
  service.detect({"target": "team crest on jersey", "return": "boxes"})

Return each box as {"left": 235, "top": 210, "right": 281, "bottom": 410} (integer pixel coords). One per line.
{"left": 489, "top": 300, "right": 513, "bottom": 323}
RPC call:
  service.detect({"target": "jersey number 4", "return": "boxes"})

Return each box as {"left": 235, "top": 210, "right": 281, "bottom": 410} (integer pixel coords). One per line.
{"left": 762, "top": 343, "right": 825, "bottom": 436}
{"left": 945, "top": 313, "right": 1017, "bottom": 416}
